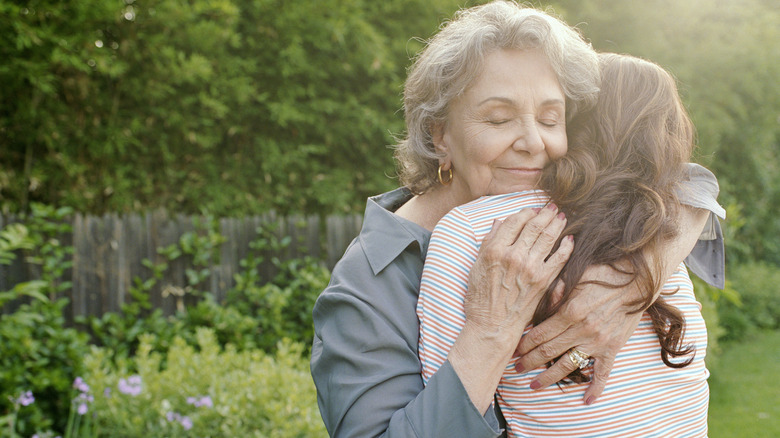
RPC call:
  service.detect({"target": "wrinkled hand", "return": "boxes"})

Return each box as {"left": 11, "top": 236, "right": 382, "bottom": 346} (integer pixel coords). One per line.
{"left": 464, "top": 204, "right": 573, "bottom": 346}
{"left": 514, "top": 264, "right": 643, "bottom": 404}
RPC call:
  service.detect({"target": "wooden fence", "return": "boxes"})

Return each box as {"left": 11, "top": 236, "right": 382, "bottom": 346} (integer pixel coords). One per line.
{"left": 0, "top": 211, "right": 363, "bottom": 321}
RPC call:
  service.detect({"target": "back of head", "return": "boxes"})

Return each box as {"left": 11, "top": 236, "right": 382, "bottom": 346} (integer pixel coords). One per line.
{"left": 546, "top": 53, "right": 694, "bottom": 254}
{"left": 539, "top": 53, "right": 698, "bottom": 378}
{"left": 396, "top": 0, "right": 600, "bottom": 194}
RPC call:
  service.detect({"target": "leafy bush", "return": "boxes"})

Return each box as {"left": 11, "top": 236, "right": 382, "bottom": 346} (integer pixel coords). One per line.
{"left": 84, "top": 220, "right": 330, "bottom": 365}
{"left": 0, "top": 286, "right": 90, "bottom": 436}
{"left": 80, "top": 329, "right": 326, "bottom": 437}
{"left": 717, "top": 262, "right": 780, "bottom": 342}
{"left": 223, "top": 255, "right": 330, "bottom": 353}
{"left": 0, "top": 213, "right": 90, "bottom": 435}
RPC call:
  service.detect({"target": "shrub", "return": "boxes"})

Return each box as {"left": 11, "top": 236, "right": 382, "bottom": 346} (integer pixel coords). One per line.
{"left": 0, "top": 207, "right": 90, "bottom": 435}
{"left": 717, "top": 262, "right": 780, "bottom": 342}
{"left": 0, "top": 288, "right": 90, "bottom": 435}
{"left": 84, "top": 220, "right": 330, "bottom": 364}
{"left": 81, "top": 328, "right": 326, "bottom": 437}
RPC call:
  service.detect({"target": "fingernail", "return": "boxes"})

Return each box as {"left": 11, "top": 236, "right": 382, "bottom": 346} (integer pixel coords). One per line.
{"left": 567, "top": 235, "right": 574, "bottom": 242}
{"left": 557, "top": 212, "right": 566, "bottom": 220}
{"left": 515, "top": 363, "right": 525, "bottom": 373}
{"left": 585, "top": 396, "right": 595, "bottom": 405}
{"left": 530, "top": 380, "right": 541, "bottom": 390}
{"left": 547, "top": 203, "right": 557, "bottom": 210}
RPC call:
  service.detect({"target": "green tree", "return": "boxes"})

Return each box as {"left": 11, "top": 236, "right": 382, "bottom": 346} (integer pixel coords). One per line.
{"left": 0, "top": 0, "right": 463, "bottom": 217}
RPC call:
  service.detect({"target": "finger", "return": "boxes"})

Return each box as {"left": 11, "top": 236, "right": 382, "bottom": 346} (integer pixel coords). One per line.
{"left": 516, "top": 312, "right": 573, "bottom": 357}
{"left": 513, "top": 203, "right": 559, "bottom": 249}
{"left": 527, "top": 211, "right": 568, "bottom": 260}
{"left": 489, "top": 209, "right": 538, "bottom": 247}
{"left": 528, "top": 352, "right": 581, "bottom": 391}
{"left": 583, "top": 354, "right": 615, "bottom": 405}
{"left": 517, "top": 326, "right": 583, "bottom": 372}
{"left": 545, "top": 234, "right": 574, "bottom": 269}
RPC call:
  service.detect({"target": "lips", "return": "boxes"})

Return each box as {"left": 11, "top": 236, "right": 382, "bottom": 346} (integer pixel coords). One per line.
{"left": 498, "top": 167, "right": 542, "bottom": 175}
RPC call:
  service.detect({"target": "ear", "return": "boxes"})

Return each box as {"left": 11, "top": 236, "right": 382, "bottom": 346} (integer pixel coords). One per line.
{"left": 432, "top": 122, "right": 449, "bottom": 156}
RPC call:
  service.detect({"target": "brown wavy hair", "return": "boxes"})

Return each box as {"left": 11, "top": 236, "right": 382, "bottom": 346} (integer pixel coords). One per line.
{"left": 537, "top": 53, "right": 697, "bottom": 382}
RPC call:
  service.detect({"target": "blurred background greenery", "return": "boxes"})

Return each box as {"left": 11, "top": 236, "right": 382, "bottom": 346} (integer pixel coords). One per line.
{"left": 1, "top": 0, "right": 777, "bottom": 265}
{"left": 0, "top": 0, "right": 778, "bottom": 435}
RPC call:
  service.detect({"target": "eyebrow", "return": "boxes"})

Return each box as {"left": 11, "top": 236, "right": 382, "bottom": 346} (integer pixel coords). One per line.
{"left": 477, "top": 96, "right": 565, "bottom": 107}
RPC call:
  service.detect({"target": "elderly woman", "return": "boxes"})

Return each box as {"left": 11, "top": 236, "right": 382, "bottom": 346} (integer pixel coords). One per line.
{"left": 311, "top": 2, "right": 724, "bottom": 437}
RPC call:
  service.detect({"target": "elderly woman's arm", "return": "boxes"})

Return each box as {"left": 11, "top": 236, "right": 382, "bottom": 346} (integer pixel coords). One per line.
{"left": 311, "top": 241, "right": 504, "bottom": 437}
{"left": 515, "top": 163, "right": 725, "bottom": 403}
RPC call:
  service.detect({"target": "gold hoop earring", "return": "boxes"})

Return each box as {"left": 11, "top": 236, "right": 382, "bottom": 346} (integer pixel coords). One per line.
{"left": 438, "top": 164, "right": 453, "bottom": 186}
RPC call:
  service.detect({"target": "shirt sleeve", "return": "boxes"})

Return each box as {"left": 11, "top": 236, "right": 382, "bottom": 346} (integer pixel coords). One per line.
{"left": 310, "top": 239, "right": 501, "bottom": 438}
{"left": 677, "top": 163, "right": 727, "bottom": 289}
{"left": 418, "top": 207, "right": 479, "bottom": 384}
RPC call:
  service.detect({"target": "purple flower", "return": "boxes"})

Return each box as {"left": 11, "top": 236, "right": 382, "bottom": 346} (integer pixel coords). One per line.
{"left": 72, "top": 388, "right": 94, "bottom": 415}
{"left": 104, "top": 387, "right": 112, "bottom": 398}
{"left": 118, "top": 375, "right": 143, "bottom": 396}
{"left": 73, "top": 377, "right": 90, "bottom": 393}
{"left": 187, "top": 395, "right": 213, "bottom": 408}
{"left": 16, "top": 391, "right": 35, "bottom": 406}
{"left": 166, "top": 411, "right": 193, "bottom": 430}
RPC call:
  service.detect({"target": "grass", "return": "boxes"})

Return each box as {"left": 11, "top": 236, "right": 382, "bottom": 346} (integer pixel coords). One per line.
{"left": 708, "top": 330, "right": 780, "bottom": 437}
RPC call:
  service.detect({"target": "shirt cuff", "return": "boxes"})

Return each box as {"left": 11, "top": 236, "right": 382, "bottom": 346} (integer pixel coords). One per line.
{"left": 409, "top": 360, "right": 502, "bottom": 437}
{"left": 685, "top": 216, "right": 725, "bottom": 289}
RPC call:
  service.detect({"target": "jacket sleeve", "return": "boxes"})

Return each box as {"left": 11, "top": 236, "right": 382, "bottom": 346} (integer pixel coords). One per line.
{"left": 676, "top": 163, "right": 727, "bottom": 289}
{"left": 310, "top": 242, "right": 501, "bottom": 438}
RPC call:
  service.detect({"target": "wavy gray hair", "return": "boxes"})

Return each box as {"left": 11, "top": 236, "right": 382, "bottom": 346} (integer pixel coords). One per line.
{"left": 394, "top": 0, "right": 600, "bottom": 194}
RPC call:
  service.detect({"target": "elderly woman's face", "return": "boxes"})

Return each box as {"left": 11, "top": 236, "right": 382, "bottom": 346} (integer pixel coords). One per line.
{"left": 435, "top": 48, "right": 567, "bottom": 201}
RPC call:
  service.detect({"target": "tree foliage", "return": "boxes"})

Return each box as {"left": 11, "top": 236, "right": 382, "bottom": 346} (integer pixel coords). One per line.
{"left": 1, "top": 0, "right": 778, "bottom": 264}
{"left": 0, "top": 0, "right": 459, "bottom": 216}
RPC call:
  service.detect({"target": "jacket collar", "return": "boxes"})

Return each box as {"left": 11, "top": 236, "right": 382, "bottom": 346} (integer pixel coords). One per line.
{"left": 359, "top": 188, "right": 431, "bottom": 275}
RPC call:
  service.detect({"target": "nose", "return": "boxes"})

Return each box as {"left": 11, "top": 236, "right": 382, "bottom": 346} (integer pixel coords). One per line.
{"left": 511, "top": 120, "right": 544, "bottom": 154}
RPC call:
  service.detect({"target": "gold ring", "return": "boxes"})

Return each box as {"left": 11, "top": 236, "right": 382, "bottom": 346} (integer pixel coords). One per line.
{"left": 568, "top": 347, "right": 591, "bottom": 369}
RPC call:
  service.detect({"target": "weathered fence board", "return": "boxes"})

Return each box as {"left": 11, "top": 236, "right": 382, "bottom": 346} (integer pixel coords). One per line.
{"left": 0, "top": 211, "right": 364, "bottom": 320}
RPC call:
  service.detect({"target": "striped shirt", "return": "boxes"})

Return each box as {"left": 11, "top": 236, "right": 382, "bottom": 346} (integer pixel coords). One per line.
{"left": 417, "top": 191, "right": 710, "bottom": 438}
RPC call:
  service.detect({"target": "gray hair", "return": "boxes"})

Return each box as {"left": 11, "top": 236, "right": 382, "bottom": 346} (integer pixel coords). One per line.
{"left": 394, "top": 0, "right": 600, "bottom": 194}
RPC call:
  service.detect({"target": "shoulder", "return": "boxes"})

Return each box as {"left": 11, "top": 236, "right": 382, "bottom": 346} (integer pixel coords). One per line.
{"left": 314, "top": 195, "right": 427, "bottom": 346}
{"left": 455, "top": 190, "right": 549, "bottom": 218}
{"left": 436, "top": 191, "right": 550, "bottom": 243}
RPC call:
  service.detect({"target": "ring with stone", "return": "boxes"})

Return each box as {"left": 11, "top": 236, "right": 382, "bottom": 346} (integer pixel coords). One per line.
{"left": 568, "top": 347, "right": 591, "bottom": 369}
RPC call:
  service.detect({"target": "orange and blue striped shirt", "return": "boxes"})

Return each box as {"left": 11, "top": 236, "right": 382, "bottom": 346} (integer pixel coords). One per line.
{"left": 418, "top": 191, "right": 709, "bottom": 437}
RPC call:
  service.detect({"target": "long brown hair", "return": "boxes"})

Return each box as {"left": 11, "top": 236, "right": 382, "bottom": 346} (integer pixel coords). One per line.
{"left": 538, "top": 53, "right": 696, "bottom": 381}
